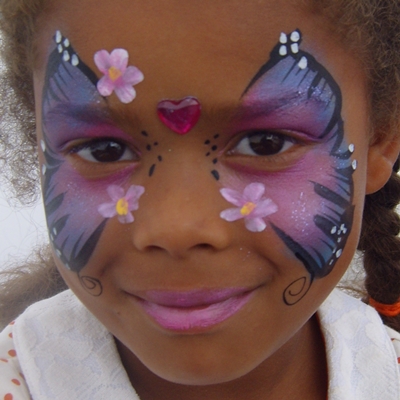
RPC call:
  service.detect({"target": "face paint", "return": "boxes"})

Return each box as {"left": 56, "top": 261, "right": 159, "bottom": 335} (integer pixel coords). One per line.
{"left": 41, "top": 31, "right": 138, "bottom": 278}
{"left": 140, "top": 131, "right": 163, "bottom": 177}
{"left": 157, "top": 97, "right": 201, "bottom": 134}
{"left": 220, "top": 183, "right": 278, "bottom": 232}
{"left": 204, "top": 134, "right": 221, "bottom": 180}
{"left": 98, "top": 184, "right": 145, "bottom": 224}
{"left": 94, "top": 48, "right": 144, "bottom": 103}
{"left": 226, "top": 30, "right": 356, "bottom": 303}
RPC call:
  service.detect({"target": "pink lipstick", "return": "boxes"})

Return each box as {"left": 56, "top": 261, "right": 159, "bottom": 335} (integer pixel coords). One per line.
{"left": 132, "top": 288, "right": 255, "bottom": 332}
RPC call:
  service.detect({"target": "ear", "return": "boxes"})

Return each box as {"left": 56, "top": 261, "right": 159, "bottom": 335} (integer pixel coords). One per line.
{"left": 366, "top": 136, "right": 400, "bottom": 194}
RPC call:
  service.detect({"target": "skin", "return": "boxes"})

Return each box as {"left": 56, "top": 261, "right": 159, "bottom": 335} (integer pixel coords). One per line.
{"left": 32, "top": 0, "right": 399, "bottom": 399}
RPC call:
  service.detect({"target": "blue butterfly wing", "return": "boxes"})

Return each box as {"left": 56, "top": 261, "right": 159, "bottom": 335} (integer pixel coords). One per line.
{"left": 242, "top": 30, "right": 355, "bottom": 278}
{"left": 41, "top": 33, "right": 108, "bottom": 273}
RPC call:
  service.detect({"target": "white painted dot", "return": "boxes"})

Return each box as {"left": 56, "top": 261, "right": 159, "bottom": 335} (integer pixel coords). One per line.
{"left": 331, "top": 226, "right": 337, "bottom": 234}
{"left": 58, "top": 44, "right": 63, "bottom": 53}
{"left": 63, "top": 38, "right": 70, "bottom": 47}
{"left": 352, "top": 159, "right": 358, "bottom": 170}
{"left": 329, "top": 260, "right": 334, "bottom": 265}
{"left": 349, "top": 143, "right": 355, "bottom": 153}
{"left": 337, "top": 238, "right": 342, "bottom": 243}
{"left": 55, "top": 31, "right": 62, "bottom": 43}
{"left": 290, "top": 31, "right": 301, "bottom": 42}
{"left": 40, "top": 140, "right": 46, "bottom": 152}
{"left": 298, "top": 56, "right": 308, "bottom": 70}
{"left": 279, "top": 33, "right": 288, "bottom": 44}
{"left": 71, "top": 54, "right": 79, "bottom": 66}
{"left": 50, "top": 234, "right": 54, "bottom": 241}
{"left": 279, "top": 45, "right": 288, "bottom": 56}
{"left": 42, "top": 164, "right": 47, "bottom": 175}
{"left": 63, "top": 50, "right": 70, "bottom": 62}
{"left": 291, "top": 43, "right": 299, "bottom": 54}
{"left": 336, "top": 249, "right": 343, "bottom": 258}
{"left": 53, "top": 227, "right": 57, "bottom": 236}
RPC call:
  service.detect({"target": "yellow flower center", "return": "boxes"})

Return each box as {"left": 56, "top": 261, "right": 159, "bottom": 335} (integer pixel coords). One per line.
{"left": 240, "top": 202, "right": 256, "bottom": 216}
{"left": 116, "top": 198, "right": 129, "bottom": 216}
{"left": 108, "top": 66, "right": 122, "bottom": 81}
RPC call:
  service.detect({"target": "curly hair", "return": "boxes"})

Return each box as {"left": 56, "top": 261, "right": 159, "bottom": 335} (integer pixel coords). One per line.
{"left": 1, "top": 0, "right": 400, "bottom": 331}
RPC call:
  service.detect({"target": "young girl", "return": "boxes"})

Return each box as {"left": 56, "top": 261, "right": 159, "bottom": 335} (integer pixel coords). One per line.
{"left": 1, "top": 0, "right": 400, "bottom": 398}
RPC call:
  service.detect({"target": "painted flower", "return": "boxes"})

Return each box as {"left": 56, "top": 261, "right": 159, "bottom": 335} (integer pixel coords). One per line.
{"left": 220, "top": 183, "right": 278, "bottom": 232}
{"left": 98, "top": 184, "right": 145, "bottom": 224}
{"left": 94, "top": 49, "right": 144, "bottom": 103}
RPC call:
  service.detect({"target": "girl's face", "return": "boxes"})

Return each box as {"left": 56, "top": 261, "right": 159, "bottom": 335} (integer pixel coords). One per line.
{"left": 33, "top": 0, "right": 385, "bottom": 389}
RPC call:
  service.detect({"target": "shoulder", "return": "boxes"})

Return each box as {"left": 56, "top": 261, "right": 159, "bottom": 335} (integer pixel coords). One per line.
{"left": 0, "top": 322, "right": 31, "bottom": 399}
{"left": 319, "top": 289, "right": 400, "bottom": 399}
{"left": 0, "top": 291, "right": 81, "bottom": 400}
{"left": 11, "top": 290, "right": 138, "bottom": 399}
{"left": 385, "top": 325, "right": 400, "bottom": 371}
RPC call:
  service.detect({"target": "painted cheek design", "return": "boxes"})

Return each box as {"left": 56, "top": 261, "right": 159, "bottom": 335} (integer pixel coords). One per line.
{"left": 98, "top": 184, "right": 145, "bottom": 224}
{"left": 238, "top": 30, "right": 357, "bottom": 301}
{"left": 157, "top": 97, "right": 201, "bottom": 134}
{"left": 41, "top": 31, "right": 133, "bottom": 279}
{"left": 220, "top": 183, "right": 278, "bottom": 232}
{"left": 94, "top": 48, "right": 144, "bottom": 103}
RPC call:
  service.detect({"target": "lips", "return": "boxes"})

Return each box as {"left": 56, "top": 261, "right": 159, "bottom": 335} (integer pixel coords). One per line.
{"left": 130, "top": 288, "right": 255, "bottom": 332}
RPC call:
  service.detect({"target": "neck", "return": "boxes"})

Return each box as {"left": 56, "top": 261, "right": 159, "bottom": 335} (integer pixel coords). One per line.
{"left": 116, "top": 315, "right": 327, "bottom": 400}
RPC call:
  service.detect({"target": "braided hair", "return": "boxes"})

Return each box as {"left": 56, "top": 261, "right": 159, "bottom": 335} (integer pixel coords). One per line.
{"left": 358, "top": 159, "right": 400, "bottom": 331}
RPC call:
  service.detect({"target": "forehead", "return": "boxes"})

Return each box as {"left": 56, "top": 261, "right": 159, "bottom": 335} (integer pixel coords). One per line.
{"left": 34, "top": 0, "right": 352, "bottom": 101}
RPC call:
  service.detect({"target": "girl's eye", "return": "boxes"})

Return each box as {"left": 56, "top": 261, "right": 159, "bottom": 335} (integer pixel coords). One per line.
{"left": 231, "top": 131, "right": 295, "bottom": 156}
{"left": 71, "top": 139, "right": 137, "bottom": 163}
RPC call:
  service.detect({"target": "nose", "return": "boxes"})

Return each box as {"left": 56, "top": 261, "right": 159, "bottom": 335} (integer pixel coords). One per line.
{"left": 131, "top": 161, "right": 231, "bottom": 258}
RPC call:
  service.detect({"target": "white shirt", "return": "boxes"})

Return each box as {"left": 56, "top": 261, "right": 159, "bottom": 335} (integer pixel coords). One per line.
{"left": 1, "top": 289, "right": 399, "bottom": 399}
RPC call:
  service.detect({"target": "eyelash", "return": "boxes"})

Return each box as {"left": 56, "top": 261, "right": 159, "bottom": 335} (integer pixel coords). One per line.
{"left": 228, "top": 130, "right": 299, "bottom": 157}
{"left": 68, "top": 138, "right": 139, "bottom": 163}
{"left": 222, "top": 129, "right": 313, "bottom": 172}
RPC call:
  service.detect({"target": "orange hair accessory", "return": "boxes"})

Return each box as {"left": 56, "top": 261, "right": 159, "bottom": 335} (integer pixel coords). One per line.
{"left": 369, "top": 297, "right": 400, "bottom": 317}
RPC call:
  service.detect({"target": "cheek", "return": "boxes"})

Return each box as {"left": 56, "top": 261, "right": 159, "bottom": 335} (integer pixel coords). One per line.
{"left": 220, "top": 139, "right": 355, "bottom": 278}
{"left": 41, "top": 153, "right": 134, "bottom": 272}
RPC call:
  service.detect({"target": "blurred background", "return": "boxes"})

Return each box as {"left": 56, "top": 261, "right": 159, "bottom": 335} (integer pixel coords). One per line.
{"left": 0, "top": 190, "right": 46, "bottom": 267}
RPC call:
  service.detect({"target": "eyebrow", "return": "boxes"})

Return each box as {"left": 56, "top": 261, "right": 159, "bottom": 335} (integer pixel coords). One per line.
{"left": 233, "top": 90, "right": 332, "bottom": 121}
{"left": 44, "top": 102, "right": 141, "bottom": 128}
{"left": 45, "top": 103, "right": 109, "bottom": 123}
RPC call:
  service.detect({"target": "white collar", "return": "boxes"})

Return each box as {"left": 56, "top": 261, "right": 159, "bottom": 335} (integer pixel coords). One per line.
{"left": 319, "top": 289, "right": 400, "bottom": 399}
{"left": 14, "top": 290, "right": 139, "bottom": 399}
{"left": 14, "top": 289, "right": 400, "bottom": 399}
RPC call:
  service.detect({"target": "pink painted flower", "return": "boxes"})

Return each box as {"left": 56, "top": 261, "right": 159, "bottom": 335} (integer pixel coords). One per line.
{"left": 94, "top": 49, "right": 144, "bottom": 103}
{"left": 98, "top": 184, "right": 145, "bottom": 224}
{"left": 220, "top": 183, "right": 278, "bottom": 232}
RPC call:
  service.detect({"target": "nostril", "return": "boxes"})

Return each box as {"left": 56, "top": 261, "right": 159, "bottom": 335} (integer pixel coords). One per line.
{"left": 195, "top": 243, "right": 215, "bottom": 251}
{"left": 144, "top": 245, "right": 166, "bottom": 253}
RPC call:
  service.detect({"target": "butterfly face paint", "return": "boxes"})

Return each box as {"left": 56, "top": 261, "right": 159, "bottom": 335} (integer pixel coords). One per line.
{"left": 223, "top": 30, "right": 356, "bottom": 304}
{"left": 41, "top": 32, "right": 144, "bottom": 292}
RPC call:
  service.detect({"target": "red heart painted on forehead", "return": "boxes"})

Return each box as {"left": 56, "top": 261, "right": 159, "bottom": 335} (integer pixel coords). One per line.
{"left": 157, "top": 97, "right": 201, "bottom": 135}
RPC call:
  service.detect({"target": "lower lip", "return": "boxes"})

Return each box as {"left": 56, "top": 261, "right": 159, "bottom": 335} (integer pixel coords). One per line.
{"left": 135, "top": 291, "right": 255, "bottom": 332}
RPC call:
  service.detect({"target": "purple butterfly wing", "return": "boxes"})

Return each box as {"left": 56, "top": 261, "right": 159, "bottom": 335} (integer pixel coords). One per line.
{"left": 241, "top": 30, "right": 355, "bottom": 278}
{"left": 41, "top": 33, "right": 109, "bottom": 273}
